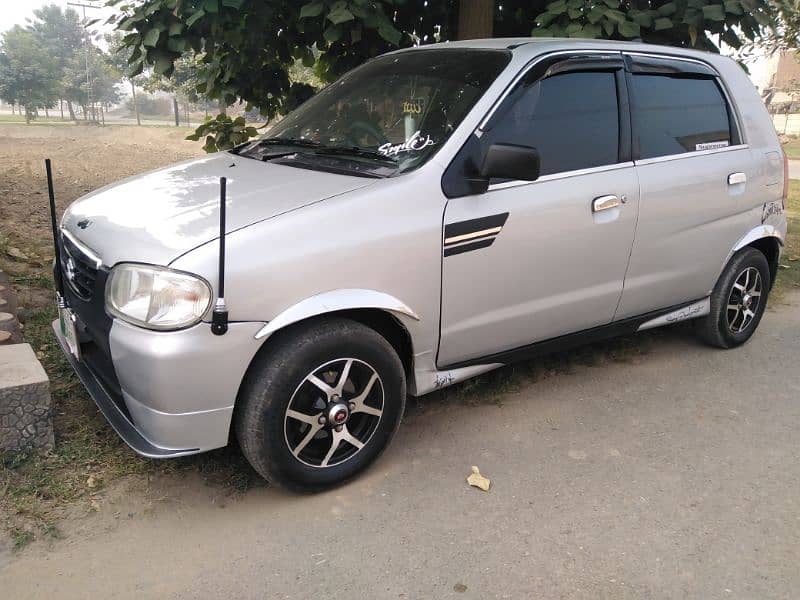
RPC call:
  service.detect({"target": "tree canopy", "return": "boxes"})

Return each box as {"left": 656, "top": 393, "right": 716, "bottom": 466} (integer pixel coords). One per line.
{"left": 110, "top": 0, "right": 795, "bottom": 148}
{"left": 0, "top": 4, "right": 123, "bottom": 122}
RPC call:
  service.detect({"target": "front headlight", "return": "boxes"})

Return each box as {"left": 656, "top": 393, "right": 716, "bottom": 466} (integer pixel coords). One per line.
{"left": 106, "top": 263, "right": 212, "bottom": 331}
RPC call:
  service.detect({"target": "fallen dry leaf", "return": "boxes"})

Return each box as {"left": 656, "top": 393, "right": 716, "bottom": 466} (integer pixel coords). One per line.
{"left": 6, "top": 247, "right": 28, "bottom": 261}
{"left": 466, "top": 466, "right": 490, "bottom": 491}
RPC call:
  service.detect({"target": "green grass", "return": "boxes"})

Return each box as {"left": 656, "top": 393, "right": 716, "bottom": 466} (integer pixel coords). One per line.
{"left": 0, "top": 114, "right": 73, "bottom": 125}
{"left": 773, "top": 180, "right": 800, "bottom": 297}
{"left": 782, "top": 137, "right": 800, "bottom": 160}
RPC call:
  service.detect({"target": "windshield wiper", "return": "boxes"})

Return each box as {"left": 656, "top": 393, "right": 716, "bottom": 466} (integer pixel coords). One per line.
{"left": 256, "top": 137, "right": 324, "bottom": 148}
{"left": 312, "top": 145, "right": 397, "bottom": 164}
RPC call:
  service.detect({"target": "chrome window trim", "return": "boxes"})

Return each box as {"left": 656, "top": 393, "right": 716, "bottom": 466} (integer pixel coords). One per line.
{"left": 634, "top": 144, "right": 749, "bottom": 167}
{"left": 61, "top": 228, "right": 103, "bottom": 269}
{"left": 487, "top": 161, "right": 635, "bottom": 192}
{"left": 623, "top": 51, "right": 746, "bottom": 147}
{"left": 476, "top": 47, "right": 746, "bottom": 190}
{"left": 477, "top": 49, "right": 622, "bottom": 132}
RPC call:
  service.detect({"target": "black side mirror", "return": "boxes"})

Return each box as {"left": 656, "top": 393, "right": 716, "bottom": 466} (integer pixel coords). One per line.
{"left": 480, "top": 143, "right": 540, "bottom": 182}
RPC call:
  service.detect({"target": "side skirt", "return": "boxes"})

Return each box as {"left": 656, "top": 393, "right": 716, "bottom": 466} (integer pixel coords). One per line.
{"left": 438, "top": 298, "right": 709, "bottom": 372}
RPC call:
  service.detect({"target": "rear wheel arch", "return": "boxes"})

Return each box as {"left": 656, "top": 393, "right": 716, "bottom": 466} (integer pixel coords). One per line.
{"left": 745, "top": 236, "right": 781, "bottom": 289}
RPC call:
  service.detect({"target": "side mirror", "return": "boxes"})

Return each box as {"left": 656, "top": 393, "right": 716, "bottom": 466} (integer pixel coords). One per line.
{"left": 480, "top": 143, "right": 540, "bottom": 182}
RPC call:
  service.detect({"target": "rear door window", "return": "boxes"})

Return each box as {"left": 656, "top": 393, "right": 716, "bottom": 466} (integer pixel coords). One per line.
{"left": 630, "top": 74, "right": 733, "bottom": 159}
{"left": 488, "top": 70, "right": 620, "bottom": 176}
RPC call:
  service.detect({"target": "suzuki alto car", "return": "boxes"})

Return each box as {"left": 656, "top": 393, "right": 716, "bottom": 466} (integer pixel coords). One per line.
{"left": 53, "top": 39, "right": 788, "bottom": 490}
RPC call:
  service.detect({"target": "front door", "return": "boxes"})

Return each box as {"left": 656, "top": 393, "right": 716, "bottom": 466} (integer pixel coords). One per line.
{"left": 437, "top": 59, "right": 640, "bottom": 367}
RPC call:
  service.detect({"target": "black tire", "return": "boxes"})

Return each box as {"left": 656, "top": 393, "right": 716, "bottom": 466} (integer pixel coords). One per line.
{"left": 697, "top": 247, "right": 771, "bottom": 349}
{"left": 235, "top": 317, "right": 406, "bottom": 491}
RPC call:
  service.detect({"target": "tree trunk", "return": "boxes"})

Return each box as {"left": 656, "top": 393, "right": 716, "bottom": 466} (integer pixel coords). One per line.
{"left": 60, "top": 99, "right": 64, "bottom": 120}
{"left": 130, "top": 80, "right": 141, "bottom": 126}
{"left": 173, "top": 96, "right": 180, "bottom": 127}
{"left": 82, "top": 104, "right": 88, "bottom": 120}
{"left": 44, "top": 107, "right": 49, "bottom": 119}
{"left": 67, "top": 100, "right": 76, "bottom": 121}
{"left": 457, "top": 0, "right": 494, "bottom": 40}
{"left": 100, "top": 103, "right": 105, "bottom": 126}
{"left": 218, "top": 100, "right": 227, "bottom": 116}
{"left": 11, "top": 102, "right": 15, "bottom": 115}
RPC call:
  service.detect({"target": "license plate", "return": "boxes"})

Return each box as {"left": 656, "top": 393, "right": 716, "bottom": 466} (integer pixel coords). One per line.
{"left": 58, "top": 304, "right": 81, "bottom": 360}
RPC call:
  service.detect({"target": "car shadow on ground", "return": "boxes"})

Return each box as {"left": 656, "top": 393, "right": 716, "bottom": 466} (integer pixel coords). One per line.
{"left": 176, "top": 321, "right": 694, "bottom": 496}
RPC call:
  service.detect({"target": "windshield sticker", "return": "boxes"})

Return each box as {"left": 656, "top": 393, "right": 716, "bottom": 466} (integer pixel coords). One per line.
{"left": 695, "top": 141, "right": 729, "bottom": 151}
{"left": 402, "top": 98, "right": 425, "bottom": 115}
{"left": 378, "top": 130, "right": 435, "bottom": 157}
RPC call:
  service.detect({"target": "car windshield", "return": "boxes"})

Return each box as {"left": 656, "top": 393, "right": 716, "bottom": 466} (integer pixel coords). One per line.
{"left": 240, "top": 49, "right": 511, "bottom": 176}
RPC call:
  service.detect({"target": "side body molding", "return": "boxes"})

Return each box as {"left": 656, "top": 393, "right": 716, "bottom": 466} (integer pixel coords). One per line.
{"left": 253, "top": 289, "right": 420, "bottom": 340}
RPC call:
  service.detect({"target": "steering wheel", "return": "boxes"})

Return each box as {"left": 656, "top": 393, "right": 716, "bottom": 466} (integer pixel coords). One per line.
{"left": 344, "top": 120, "right": 389, "bottom": 147}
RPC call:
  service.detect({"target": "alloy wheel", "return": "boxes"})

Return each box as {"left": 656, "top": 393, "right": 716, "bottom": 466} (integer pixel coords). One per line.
{"left": 283, "top": 358, "right": 384, "bottom": 468}
{"left": 726, "top": 266, "right": 762, "bottom": 334}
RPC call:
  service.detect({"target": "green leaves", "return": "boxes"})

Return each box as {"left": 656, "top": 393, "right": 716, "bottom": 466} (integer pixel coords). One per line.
{"left": 185, "top": 9, "right": 206, "bottom": 28}
{"left": 299, "top": 2, "right": 324, "bottom": 19}
{"left": 142, "top": 28, "right": 160, "bottom": 47}
{"left": 701, "top": 4, "right": 726, "bottom": 21}
{"left": 654, "top": 17, "right": 673, "bottom": 31}
{"left": 327, "top": 3, "right": 355, "bottom": 25}
{"left": 186, "top": 114, "right": 260, "bottom": 152}
{"left": 617, "top": 20, "right": 640, "bottom": 38}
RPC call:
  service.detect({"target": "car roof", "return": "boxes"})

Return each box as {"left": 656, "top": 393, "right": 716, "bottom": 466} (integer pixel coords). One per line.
{"left": 395, "top": 37, "right": 729, "bottom": 68}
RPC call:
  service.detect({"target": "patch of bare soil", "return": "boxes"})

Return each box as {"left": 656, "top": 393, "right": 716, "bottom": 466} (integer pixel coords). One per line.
{"left": 0, "top": 124, "right": 201, "bottom": 248}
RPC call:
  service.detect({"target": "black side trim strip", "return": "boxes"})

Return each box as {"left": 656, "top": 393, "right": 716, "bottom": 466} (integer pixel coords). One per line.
{"left": 439, "top": 299, "right": 704, "bottom": 370}
{"left": 443, "top": 238, "right": 495, "bottom": 257}
{"left": 444, "top": 212, "right": 509, "bottom": 240}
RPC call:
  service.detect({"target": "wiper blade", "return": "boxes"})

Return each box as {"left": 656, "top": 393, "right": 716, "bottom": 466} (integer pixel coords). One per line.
{"left": 257, "top": 137, "right": 323, "bottom": 148}
{"left": 313, "top": 145, "right": 397, "bottom": 163}
{"left": 260, "top": 151, "right": 298, "bottom": 161}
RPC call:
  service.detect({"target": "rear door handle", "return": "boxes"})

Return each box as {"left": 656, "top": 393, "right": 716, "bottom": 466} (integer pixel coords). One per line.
{"left": 728, "top": 172, "right": 746, "bottom": 185}
{"left": 592, "top": 194, "right": 621, "bottom": 212}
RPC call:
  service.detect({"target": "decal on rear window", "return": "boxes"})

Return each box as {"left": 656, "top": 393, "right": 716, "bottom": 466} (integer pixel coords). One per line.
{"left": 695, "top": 141, "right": 729, "bottom": 151}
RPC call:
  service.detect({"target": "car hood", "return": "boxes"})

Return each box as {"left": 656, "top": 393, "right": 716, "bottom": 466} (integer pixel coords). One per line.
{"left": 61, "top": 153, "right": 375, "bottom": 266}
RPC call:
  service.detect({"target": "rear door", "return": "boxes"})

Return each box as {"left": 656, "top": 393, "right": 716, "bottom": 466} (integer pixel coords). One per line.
{"left": 615, "top": 53, "right": 756, "bottom": 319}
{"left": 437, "top": 55, "right": 640, "bottom": 367}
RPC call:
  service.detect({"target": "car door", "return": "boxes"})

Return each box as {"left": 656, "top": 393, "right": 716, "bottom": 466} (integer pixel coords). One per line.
{"left": 615, "top": 53, "right": 758, "bottom": 319}
{"left": 437, "top": 54, "right": 640, "bottom": 367}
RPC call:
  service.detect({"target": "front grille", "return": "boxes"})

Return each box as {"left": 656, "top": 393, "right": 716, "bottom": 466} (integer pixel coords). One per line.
{"left": 61, "top": 234, "right": 99, "bottom": 300}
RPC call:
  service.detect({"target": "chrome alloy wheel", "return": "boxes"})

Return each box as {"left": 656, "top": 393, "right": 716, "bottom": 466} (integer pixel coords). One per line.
{"left": 284, "top": 358, "right": 384, "bottom": 468}
{"left": 726, "top": 266, "right": 762, "bottom": 334}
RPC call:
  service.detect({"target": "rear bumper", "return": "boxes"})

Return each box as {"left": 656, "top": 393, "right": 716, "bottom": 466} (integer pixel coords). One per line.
{"left": 52, "top": 320, "right": 200, "bottom": 458}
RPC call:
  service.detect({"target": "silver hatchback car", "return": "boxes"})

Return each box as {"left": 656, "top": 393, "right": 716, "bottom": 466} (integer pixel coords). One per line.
{"left": 53, "top": 39, "right": 787, "bottom": 489}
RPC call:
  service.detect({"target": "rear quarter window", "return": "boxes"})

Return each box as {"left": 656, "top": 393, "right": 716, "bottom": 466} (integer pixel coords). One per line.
{"left": 631, "top": 74, "right": 734, "bottom": 159}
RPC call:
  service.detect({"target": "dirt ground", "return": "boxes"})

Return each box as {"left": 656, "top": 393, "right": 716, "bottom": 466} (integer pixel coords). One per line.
{"left": 0, "top": 124, "right": 201, "bottom": 249}
{"left": 1, "top": 124, "right": 800, "bottom": 598}
{"left": 1, "top": 295, "right": 799, "bottom": 599}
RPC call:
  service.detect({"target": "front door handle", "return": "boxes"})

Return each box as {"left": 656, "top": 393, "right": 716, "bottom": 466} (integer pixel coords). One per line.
{"left": 592, "top": 194, "right": 621, "bottom": 212}
{"left": 728, "top": 172, "right": 747, "bottom": 185}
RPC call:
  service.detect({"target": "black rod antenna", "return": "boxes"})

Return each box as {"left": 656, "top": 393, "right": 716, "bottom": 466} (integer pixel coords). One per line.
{"left": 45, "top": 159, "right": 66, "bottom": 303}
{"left": 211, "top": 176, "right": 229, "bottom": 336}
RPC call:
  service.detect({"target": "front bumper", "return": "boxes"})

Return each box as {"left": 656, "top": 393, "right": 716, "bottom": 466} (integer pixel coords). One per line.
{"left": 53, "top": 318, "right": 265, "bottom": 458}
{"left": 53, "top": 320, "right": 199, "bottom": 457}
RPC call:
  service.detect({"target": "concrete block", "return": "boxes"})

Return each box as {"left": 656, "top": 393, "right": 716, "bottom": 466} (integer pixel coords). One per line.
{"left": 0, "top": 343, "right": 53, "bottom": 453}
